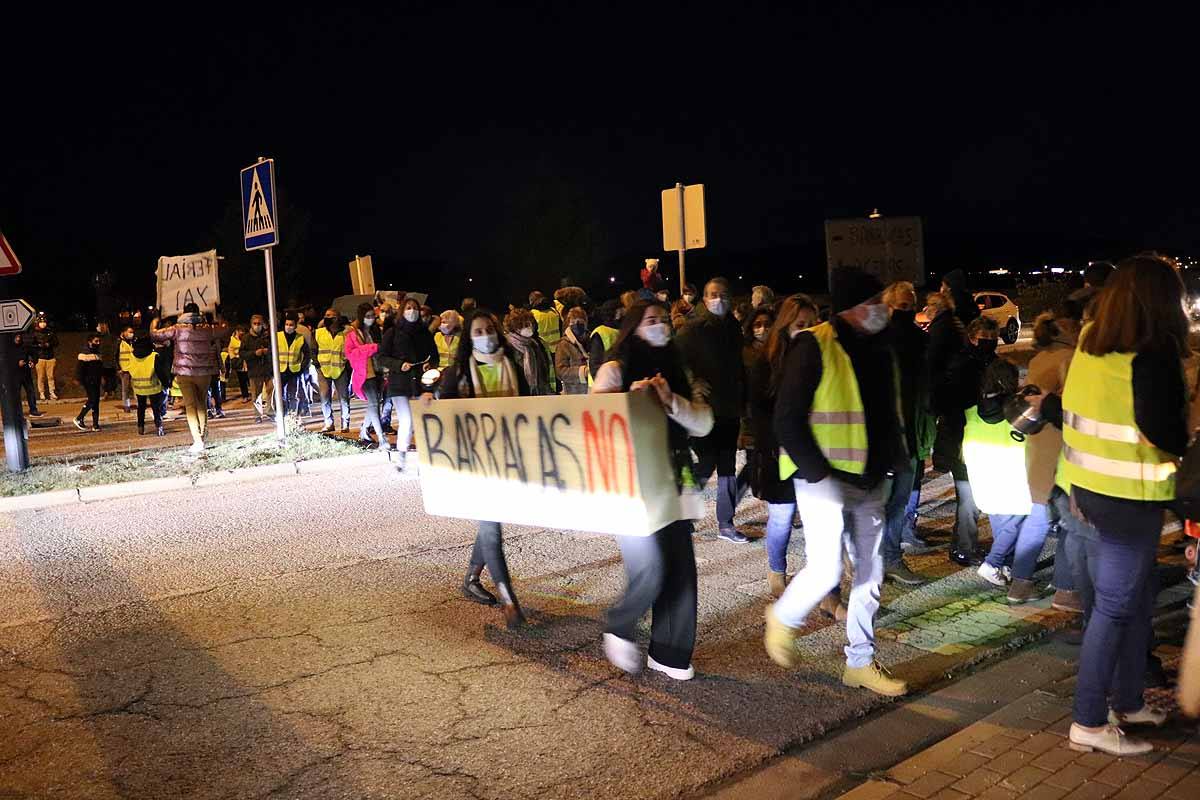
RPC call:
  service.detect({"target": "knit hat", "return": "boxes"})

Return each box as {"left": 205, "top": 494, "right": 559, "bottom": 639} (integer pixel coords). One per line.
{"left": 830, "top": 267, "right": 884, "bottom": 312}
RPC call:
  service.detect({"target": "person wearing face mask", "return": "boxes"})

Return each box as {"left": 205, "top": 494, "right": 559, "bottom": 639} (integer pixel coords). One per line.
{"left": 315, "top": 310, "right": 351, "bottom": 432}
{"left": 880, "top": 282, "right": 932, "bottom": 587}
{"left": 592, "top": 300, "right": 715, "bottom": 680}
{"left": 150, "top": 303, "right": 229, "bottom": 453}
{"left": 588, "top": 300, "right": 621, "bottom": 385}
{"left": 118, "top": 325, "right": 136, "bottom": 412}
{"left": 528, "top": 291, "right": 562, "bottom": 392}
{"left": 32, "top": 317, "right": 59, "bottom": 402}
{"left": 73, "top": 333, "right": 105, "bottom": 431}
{"left": 276, "top": 312, "right": 311, "bottom": 417}
{"left": 503, "top": 307, "right": 553, "bottom": 395}
{"left": 228, "top": 324, "right": 250, "bottom": 401}
{"left": 737, "top": 308, "right": 774, "bottom": 503}
{"left": 12, "top": 333, "right": 42, "bottom": 417}
{"left": 765, "top": 267, "right": 909, "bottom": 698}
{"left": 434, "top": 310, "right": 463, "bottom": 367}
{"left": 294, "top": 310, "right": 317, "bottom": 418}
{"left": 554, "top": 306, "right": 591, "bottom": 395}
{"left": 424, "top": 309, "right": 531, "bottom": 628}
{"left": 127, "top": 331, "right": 166, "bottom": 436}
{"left": 378, "top": 298, "right": 437, "bottom": 461}
{"left": 419, "top": 305, "right": 435, "bottom": 330}
{"left": 675, "top": 277, "right": 751, "bottom": 543}
{"left": 240, "top": 316, "right": 275, "bottom": 422}
{"left": 345, "top": 303, "right": 389, "bottom": 450}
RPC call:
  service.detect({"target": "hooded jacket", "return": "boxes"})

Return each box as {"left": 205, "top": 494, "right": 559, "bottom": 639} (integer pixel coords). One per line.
{"left": 149, "top": 313, "right": 228, "bottom": 377}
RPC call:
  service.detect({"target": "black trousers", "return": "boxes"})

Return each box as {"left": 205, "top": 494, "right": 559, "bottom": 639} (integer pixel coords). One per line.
{"left": 136, "top": 392, "right": 165, "bottom": 428}
{"left": 209, "top": 375, "right": 224, "bottom": 410}
{"left": 606, "top": 520, "right": 698, "bottom": 669}
{"left": 18, "top": 370, "right": 39, "bottom": 413}
{"left": 235, "top": 370, "right": 249, "bottom": 398}
{"left": 79, "top": 379, "right": 101, "bottom": 426}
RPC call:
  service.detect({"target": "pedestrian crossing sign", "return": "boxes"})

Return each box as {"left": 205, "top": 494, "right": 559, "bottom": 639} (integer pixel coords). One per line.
{"left": 240, "top": 159, "right": 279, "bottom": 251}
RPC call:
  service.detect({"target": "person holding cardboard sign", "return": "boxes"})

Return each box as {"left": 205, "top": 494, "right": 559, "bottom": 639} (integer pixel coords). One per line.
{"left": 592, "top": 299, "right": 715, "bottom": 681}
{"left": 426, "top": 308, "right": 532, "bottom": 629}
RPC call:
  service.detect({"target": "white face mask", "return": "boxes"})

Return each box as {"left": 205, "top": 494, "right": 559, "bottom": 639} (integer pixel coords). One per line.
{"left": 705, "top": 298, "right": 729, "bottom": 317}
{"left": 860, "top": 304, "right": 890, "bottom": 334}
{"left": 363, "top": 317, "right": 375, "bottom": 327}
{"left": 683, "top": 294, "right": 695, "bottom": 304}
{"left": 656, "top": 292, "right": 669, "bottom": 303}
{"left": 753, "top": 329, "right": 768, "bottom": 342}
{"left": 404, "top": 309, "right": 420, "bottom": 322}
{"left": 637, "top": 323, "right": 671, "bottom": 348}
{"left": 519, "top": 327, "right": 534, "bottom": 338}
{"left": 439, "top": 323, "right": 454, "bottom": 335}
{"left": 472, "top": 333, "right": 500, "bottom": 354}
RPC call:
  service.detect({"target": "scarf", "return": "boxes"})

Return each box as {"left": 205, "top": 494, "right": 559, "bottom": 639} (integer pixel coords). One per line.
{"left": 467, "top": 348, "right": 521, "bottom": 398}
{"left": 563, "top": 324, "right": 587, "bottom": 354}
{"left": 505, "top": 331, "right": 550, "bottom": 393}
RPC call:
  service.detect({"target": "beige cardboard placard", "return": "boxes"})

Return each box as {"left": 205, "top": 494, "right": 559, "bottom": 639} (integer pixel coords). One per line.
{"left": 409, "top": 391, "right": 682, "bottom": 536}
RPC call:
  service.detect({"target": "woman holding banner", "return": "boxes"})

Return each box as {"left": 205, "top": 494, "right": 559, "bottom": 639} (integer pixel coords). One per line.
{"left": 428, "top": 309, "right": 531, "bottom": 629}
{"left": 593, "top": 299, "right": 714, "bottom": 681}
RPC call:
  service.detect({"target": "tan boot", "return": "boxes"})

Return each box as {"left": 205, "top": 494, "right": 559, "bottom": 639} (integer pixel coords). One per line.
{"left": 842, "top": 661, "right": 908, "bottom": 697}
{"left": 819, "top": 592, "right": 848, "bottom": 622}
{"left": 767, "top": 571, "right": 788, "bottom": 598}
{"left": 764, "top": 605, "right": 801, "bottom": 668}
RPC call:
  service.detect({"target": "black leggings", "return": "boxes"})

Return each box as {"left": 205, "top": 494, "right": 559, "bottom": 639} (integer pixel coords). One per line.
{"left": 137, "top": 392, "right": 165, "bottom": 428}
{"left": 79, "top": 379, "right": 101, "bottom": 426}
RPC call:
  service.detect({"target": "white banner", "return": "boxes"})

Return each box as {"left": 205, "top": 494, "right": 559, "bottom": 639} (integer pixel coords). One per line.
{"left": 157, "top": 250, "right": 220, "bottom": 316}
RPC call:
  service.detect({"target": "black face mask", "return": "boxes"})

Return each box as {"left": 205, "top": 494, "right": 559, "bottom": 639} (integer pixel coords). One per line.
{"left": 891, "top": 309, "right": 917, "bottom": 327}
{"left": 975, "top": 339, "right": 998, "bottom": 358}
{"left": 570, "top": 322, "right": 587, "bottom": 340}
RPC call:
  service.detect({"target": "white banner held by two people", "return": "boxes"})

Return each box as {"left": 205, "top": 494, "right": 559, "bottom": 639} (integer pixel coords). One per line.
{"left": 157, "top": 250, "right": 220, "bottom": 316}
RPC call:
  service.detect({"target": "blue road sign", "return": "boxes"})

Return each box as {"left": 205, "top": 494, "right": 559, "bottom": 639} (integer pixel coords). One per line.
{"left": 240, "top": 159, "right": 279, "bottom": 251}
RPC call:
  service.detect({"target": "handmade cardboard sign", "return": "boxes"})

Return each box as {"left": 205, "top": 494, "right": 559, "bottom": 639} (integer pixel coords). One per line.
{"left": 409, "top": 391, "right": 682, "bottom": 536}
{"left": 157, "top": 250, "right": 220, "bottom": 315}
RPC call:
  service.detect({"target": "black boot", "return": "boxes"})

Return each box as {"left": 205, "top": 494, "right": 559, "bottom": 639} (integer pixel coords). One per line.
{"left": 462, "top": 567, "right": 497, "bottom": 606}
{"left": 496, "top": 582, "right": 526, "bottom": 629}
{"left": 73, "top": 408, "right": 88, "bottom": 431}
{"left": 138, "top": 423, "right": 146, "bottom": 435}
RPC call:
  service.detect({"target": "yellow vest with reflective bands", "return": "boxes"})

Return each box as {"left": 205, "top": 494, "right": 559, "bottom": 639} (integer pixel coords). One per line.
{"left": 434, "top": 331, "right": 460, "bottom": 366}
{"left": 1059, "top": 340, "right": 1178, "bottom": 502}
{"left": 118, "top": 339, "right": 134, "bottom": 372}
{"left": 962, "top": 406, "right": 1032, "bottom": 514}
{"left": 228, "top": 334, "right": 242, "bottom": 359}
{"left": 586, "top": 325, "right": 620, "bottom": 387}
{"left": 532, "top": 307, "right": 560, "bottom": 379}
{"left": 779, "top": 321, "right": 868, "bottom": 477}
{"left": 277, "top": 331, "right": 304, "bottom": 373}
{"left": 127, "top": 353, "right": 162, "bottom": 396}
{"left": 315, "top": 328, "right": 347, "bottom": 378}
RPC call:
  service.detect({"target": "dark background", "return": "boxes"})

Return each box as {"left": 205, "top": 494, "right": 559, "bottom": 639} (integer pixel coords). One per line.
{"left": 1, "top": 2, "right": 1194, "bottom": 323}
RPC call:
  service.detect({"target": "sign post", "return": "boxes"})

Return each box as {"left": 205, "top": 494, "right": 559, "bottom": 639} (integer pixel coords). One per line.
{"left": 240, "top": 157, "right": 285, "bottom": 442}
{"left": 661, "top": 183, "right": 707, "bottom": 292}
{"left": 0, "top": 296, "right": 35, "bottom": 472}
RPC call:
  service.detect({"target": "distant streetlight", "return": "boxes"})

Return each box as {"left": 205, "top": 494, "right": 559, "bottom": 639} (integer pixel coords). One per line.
{"left": 868, "top": 209, "right": 882, "bottom": 219}
{"left": 609, "top": 276, "right": 615, "bottom": 283}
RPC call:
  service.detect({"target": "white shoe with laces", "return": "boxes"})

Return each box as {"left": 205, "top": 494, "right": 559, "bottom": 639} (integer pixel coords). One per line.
{"left": 603, "top": 633, "right": 641, "bottom": 675}
{"left": 1108, "top": 706, "right": 1168, "bottom": 727}
{"left": 1069, "top": 723, "right": 1153, "bottom": 755}
{"left": 977, "top": 563, "right": 1008, "bottom": 587}
{"left": 647, "top": 655, "right": 695, "bottom": 681}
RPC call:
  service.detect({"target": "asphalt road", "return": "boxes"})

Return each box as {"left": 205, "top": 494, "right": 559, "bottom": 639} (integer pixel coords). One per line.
{"left": 0, "top": 450, "right": 998, "bottom": 799}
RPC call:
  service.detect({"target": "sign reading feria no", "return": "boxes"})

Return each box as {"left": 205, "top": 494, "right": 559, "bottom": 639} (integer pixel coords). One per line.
{"left": 157, "top": 250, "right": 220, "bottom": 315}
{"left": 825, "top": 216, "right": 925, "bottom": 287}
{"left": 409, "top": 392, "right": 683, "bottom": 536}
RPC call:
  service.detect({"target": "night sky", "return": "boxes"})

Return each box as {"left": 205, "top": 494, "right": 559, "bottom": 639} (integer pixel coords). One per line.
{"left": 2, "top": 3, "right": 1194, "bottom": 321}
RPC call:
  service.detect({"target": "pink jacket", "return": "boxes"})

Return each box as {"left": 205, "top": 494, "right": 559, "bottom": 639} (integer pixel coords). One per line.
{"left": 344, "top": 325, "right": 379, "bottom": 399}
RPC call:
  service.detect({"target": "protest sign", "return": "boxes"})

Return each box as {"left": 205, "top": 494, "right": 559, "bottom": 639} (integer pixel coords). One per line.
{"left": 157, "top": 250, "right": 220, "bottom": 315}
{"left": 409, "top": 391, "right": 683, "bottom": 536}
{"left": 826, "top": 216, "right": 925, "bottom": 287}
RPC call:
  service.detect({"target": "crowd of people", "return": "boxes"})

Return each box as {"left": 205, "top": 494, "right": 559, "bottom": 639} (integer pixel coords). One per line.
{"left": 7, "top": 254, "right": 1199, "bottom": 755}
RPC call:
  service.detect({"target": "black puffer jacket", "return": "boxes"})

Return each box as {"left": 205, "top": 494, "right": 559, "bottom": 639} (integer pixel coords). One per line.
{"left": 378, "top": 318, "right": 437, "bottom": 397}
{"left": 676, "top": 305, "right": 745, "bottom": 420}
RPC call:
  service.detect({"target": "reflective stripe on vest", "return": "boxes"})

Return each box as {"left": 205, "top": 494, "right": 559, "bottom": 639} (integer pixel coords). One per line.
{"left": 315, "top": 329, "right": 346, "bottom": 378}
{"left": 961, "top": 405, "right": 1032, "bottom": 515}
{"left": 586, "top": 325, "right": 621, "bottom": 387}
{"left": 779, "top": 321, "right": 868, "bottom": 477}
{"left": 127, "top": 353, "right": 162, "bottom": 396}
{"left": 118, "top": 340, "right": 134, "bottom": 372}
{"left": 277, "top": 332, "right": 304, "bottom": 373}
{"left": 532, "top": 308, "right": 560, "bottom": 379}
{"left": 435, "top": 331, "right": 459, "bottom": 366}
{"left": 1058, "top": 338, "right": 1178, "bottom": 502}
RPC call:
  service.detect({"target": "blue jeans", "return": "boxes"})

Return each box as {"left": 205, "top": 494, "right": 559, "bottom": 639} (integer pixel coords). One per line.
{"left": 984, "top": 504, "right": 1051, "bottom": 581}
{"left": 765, "top": 502, "right": 797, "bottom": 574}
{"left": 883, "top": 458, "right": 918, "bottom": 566}
{"left": 470, "top": 520, "right": 512, "bottom": 587}
{"left": 1072, "top": 497, "right": 1160, "bottom": 726}
{"left": 1048, "top": 489, "right": 1076, "bottom": 592}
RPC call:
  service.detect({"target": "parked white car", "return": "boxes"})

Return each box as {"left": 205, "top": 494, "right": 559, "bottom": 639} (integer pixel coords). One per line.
{"left": 974, "top": 291, "right": 1021, "bottom": 344}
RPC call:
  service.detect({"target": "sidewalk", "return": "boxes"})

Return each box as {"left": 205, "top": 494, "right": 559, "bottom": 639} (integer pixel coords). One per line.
{"left": 833, "top": 643, "right": 1199, "bottom": 800}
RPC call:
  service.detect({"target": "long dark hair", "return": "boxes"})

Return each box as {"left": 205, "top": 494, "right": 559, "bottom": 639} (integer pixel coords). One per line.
{"left": 743, "top": 307, "right": 774, "bottom": 345}
{"left": 608, "top": 300, "right": 691, "bottom": 397}
{"left": 353, "top": 302, "right": 378, "bottom": 343}
{"left": 452, "top": 308, "right": 518, "bottom": 373}
{"left": 1083, "top": 253, "right": 1189, "bottom": 358}
{"left": 766, "top": 294, "right": 819, "bottom": 395}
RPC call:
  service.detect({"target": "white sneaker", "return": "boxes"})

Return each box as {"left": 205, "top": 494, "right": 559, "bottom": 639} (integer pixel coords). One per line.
{"left": 1000, "top": 565, "right": 1013, "bottom": 582}
{"left": 977, "top": 563, "right": 1008, "bottom": 587}
{"left": 1069, "top": 723, "right": 1153, "bottom": 755}
{"left": 603, "top": 633, "right": 641, "bottom": 674}
{"left": 188, "top": 442, "right": 205, "bottom": 455}
{"left": 1109, "top": 706, "right": 1168, "bottom": 728}
{"left": 647, "top": 655, "right": 695, "bottom": 681}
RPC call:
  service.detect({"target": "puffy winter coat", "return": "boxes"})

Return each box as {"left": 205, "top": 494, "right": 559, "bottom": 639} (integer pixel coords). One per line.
{"left": 149, "top": 313, "right": 228, "bottom": 377}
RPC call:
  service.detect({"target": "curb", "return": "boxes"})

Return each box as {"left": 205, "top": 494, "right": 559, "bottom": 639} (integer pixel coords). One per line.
{"left": 0, "top": 449, "right": 403, "bottom": 513}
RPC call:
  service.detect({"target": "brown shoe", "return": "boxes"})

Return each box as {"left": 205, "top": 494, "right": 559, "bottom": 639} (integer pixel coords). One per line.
{"left": 496, "top": 583, "right": 526, "bottom": 629}
{"left": 768, "top": 571, "right": 788, "bottom": 598}
{"left": 1051, "top": 589, "right": 1083, "bottom": 614}
{"left": 819, "top": 592, "right": 848, "bottom": 622}
{"left": 1007, "top": 578, "right": 1038, "bottom": 604}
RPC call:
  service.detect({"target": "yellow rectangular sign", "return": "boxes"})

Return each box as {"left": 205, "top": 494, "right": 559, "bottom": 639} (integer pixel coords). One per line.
{"left": 661, "top": 184, "right": 707, "bottom": 251}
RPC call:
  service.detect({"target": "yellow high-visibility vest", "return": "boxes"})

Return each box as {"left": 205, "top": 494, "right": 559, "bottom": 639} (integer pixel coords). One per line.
{"left": 169, "top": 377, "right": 183, "bottom": 398}
{"left": 780, "top": 321, "right": 868, "bottom": 477}
{"left": 127, "top": 353, "right": 162, "bottom": 396}
{"left": 962, "top": 406, "right": 1032, "bottom": 514}
{"left": 1058, "top": 339, "right": 1178, "bottom": 502}
{"left": 277, "top": 331, "right": 304, "bottom": 373}
{"left": 532, "top": 307, "right": 561, "bottom": 381}
{"left": 118, "top": 339, "right": 134, "bottom": 372}
{"left": 228, "top": 334, "right": 242, "bottom": 359}
{"left": 587, "top": 325, "right": 620, "bottom": 387}
{"left": 434, "top": 331, "right": 460, "bottom": 366}
{"left": 315, "top": 328, "right": 347, "bottom": 379}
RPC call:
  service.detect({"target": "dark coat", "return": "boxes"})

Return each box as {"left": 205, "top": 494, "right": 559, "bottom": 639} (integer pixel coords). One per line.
{"left": 747, "top": 346, "right": 795, "bottom": 504}
{"left": 676, "top": 305, "right": 745, "bottom": 420}
{"left": 926, "top": 309, "right": 968, "bottom": 415}
{"left": 239, "top": 329, "right": 274, "bottom": 378}
{"left": 378, "top": 319, "right": 437, "bottom": 397}
{"left": 32, "top": 327, "right": 58, "bottom": 360}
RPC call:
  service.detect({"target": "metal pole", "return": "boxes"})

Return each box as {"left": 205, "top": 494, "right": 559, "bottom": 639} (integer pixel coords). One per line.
{"left": 0, "top": 334, "right": 30, "bottom": 471}
{"left": 263, "top": 246, "right": 286, "bottom": 442}
{"left": 676, "top": 182, "right": 687, "bottom": 292}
